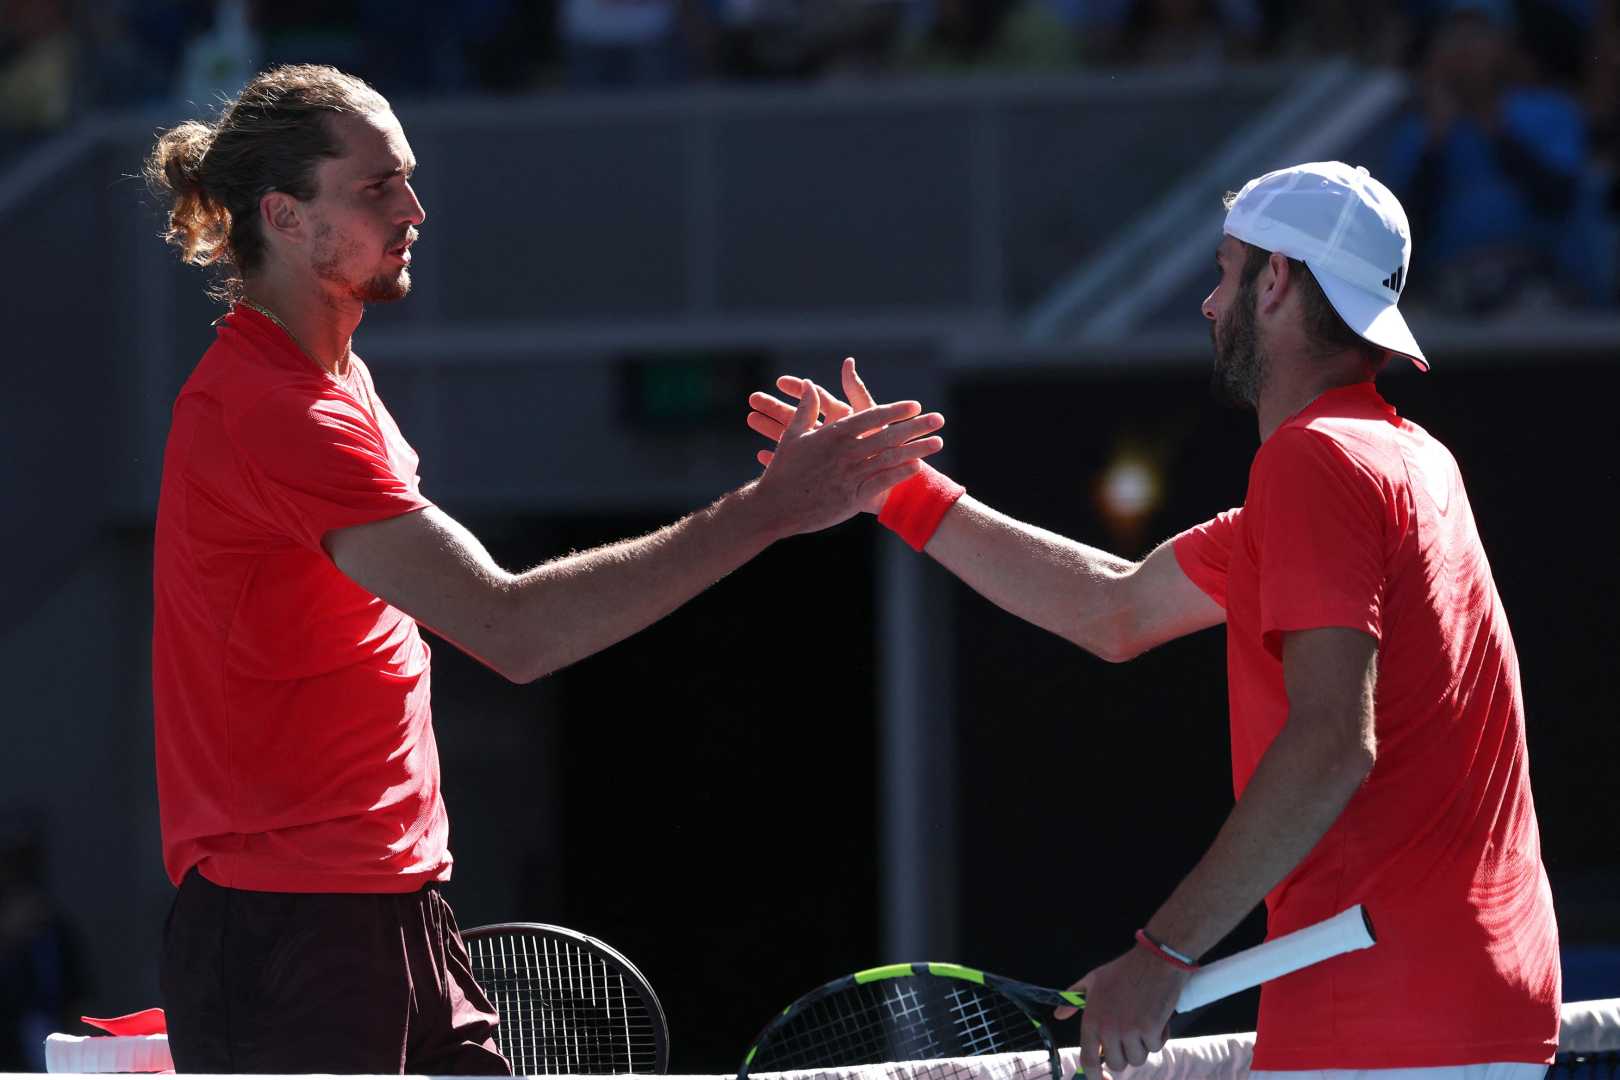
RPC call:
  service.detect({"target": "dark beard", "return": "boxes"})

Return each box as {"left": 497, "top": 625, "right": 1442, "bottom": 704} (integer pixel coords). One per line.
{"left": 1210, "top": 278, "right": 1265, "bottom": 409}
{"left": 313, "top": 265, "right": 412, "bottom": 306}
{"left": 355, "top": 268, "right": 411, "bottom": 303}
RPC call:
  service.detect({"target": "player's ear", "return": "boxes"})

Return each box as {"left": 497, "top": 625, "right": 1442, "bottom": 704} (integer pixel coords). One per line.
{"left": 1259, "top": 251, "right": 1292, "bottom": 314}
{"left": 260, "top": 191, "right": 303, "bottom": 243}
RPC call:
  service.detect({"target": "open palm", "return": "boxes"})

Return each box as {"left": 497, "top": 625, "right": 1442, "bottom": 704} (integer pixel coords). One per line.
{"left": 747, "top": 357, "right": 917, "bottom": 516}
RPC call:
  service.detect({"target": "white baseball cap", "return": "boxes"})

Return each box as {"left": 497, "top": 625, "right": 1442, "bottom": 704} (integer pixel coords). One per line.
{"left": 1224, "top": 161, "right": 1427, "bottom": 371}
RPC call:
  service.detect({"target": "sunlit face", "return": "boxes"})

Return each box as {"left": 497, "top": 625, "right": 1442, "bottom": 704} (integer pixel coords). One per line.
{"left": 304, "top": 110, "right": 425, "bottom": 305}
{"left": 1201, "top": 236, "right": 1266, "bottom": 409}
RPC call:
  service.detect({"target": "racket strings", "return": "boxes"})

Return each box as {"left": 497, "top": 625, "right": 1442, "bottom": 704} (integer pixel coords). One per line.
{"left": 759, "top": 983, "right": 940, "bottom": 1069}
{"left": 750, "top": 976, "right": 1047, "bottom": 1073}
{"left": 949, "top": 986, "right": 1044, "bottom": 1056}
{"left": 467, "top": 931, "right": 659, "bottom": 1075}
{"left": 947, "top": 985, "right": 1017, "bottom": 1056}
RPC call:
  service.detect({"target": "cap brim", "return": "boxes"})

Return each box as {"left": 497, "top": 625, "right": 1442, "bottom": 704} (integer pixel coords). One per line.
{"left": 1309, "top": 264, "right": 1429, "bottom": 372}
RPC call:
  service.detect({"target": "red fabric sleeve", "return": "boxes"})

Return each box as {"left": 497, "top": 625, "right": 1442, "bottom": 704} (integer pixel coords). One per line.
{"left": 233, "top": 388, "right": 431, "bottom": 552}
{"left": 1250, "top": 428, "right": 1387, "bottom": 658}
{"left": 1172, "top": 508, "right": 1241, "bottom": 609}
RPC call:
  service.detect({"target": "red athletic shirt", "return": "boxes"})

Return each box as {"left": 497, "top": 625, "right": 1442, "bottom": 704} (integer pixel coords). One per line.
{"left": 1172, "top": 382, "right": 1559, "bottom": 1069}
{"left": 152, "top": 304, "right": 450, "bottom": 893}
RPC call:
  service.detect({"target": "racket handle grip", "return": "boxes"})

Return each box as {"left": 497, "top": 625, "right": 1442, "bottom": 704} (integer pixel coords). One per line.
{"left": 1177, "top": 905, "right": 1377, "bottom": 1012}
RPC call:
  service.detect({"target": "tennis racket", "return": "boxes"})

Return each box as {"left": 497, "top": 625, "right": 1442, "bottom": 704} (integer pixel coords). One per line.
{"left": 462, "top": 922, "right": 671, "bottom": 1075}
{"left": 737, "top": 905, "right": 1376, "bottom": 1080}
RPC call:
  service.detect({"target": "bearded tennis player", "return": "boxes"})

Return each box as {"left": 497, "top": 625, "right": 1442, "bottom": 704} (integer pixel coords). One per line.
{"left": 145, "top": 64, "right": 943, "bottom": 1074}
{"left": 750, "top": 163, "right": 1560, "bottom": 1080}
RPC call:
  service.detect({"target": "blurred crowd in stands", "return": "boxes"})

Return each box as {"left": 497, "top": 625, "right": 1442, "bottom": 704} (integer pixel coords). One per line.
{"left": 2, "top": 0, "right": 1616, "bottom": 312}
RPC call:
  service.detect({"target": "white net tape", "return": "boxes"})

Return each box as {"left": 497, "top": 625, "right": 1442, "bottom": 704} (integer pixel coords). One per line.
{"left": 35, "top": 999, "right": 1619, "bottom": 1077}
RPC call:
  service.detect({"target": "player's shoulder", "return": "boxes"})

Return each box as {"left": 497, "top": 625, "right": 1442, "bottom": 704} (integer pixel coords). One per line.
{"left": 1255, "top": 423, "right": 1356, "bottom": 479}
{"left": 1273, "top": 396, "right": 1465, "bottom": 513}
{"left": 190, "top": 314, "right": 318, "bottom": 401}
{"left": 1255, "top": 415, "right": 1390, "bottom": 497}
{"left": 1284, "top": 386, "right": 1407, "bottom": 464}
{"left": 200, "top": 354, "right": 369, "bottom": 457}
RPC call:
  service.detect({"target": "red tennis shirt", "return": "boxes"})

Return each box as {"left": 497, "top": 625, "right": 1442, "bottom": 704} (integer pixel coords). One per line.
{"left": 1172, "top": 382, "right": 1559, "bottom": 1069}
{"left": 152, "top": 304, "right": 450, "bottom": 893}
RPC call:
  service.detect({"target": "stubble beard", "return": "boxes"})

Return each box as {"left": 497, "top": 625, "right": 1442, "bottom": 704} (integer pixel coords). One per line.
{"left": 312, "top": 222, "right": 413, "bottom": 306}
{"left": 357, "top": 268, "right": 411, "bottom": 303}
{"left": 1210, "top": 279, "right": 1267, "bottom": 409}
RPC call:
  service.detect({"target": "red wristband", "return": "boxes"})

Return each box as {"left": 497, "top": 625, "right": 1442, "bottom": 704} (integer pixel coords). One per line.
{"left": 1134, "top": 929, "right": 1199, "bottom": 972}
{"left": 878, "top": 464, "right": 965, "bottom": 552}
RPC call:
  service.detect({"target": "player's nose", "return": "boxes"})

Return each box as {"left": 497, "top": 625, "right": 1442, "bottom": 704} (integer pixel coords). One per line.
{"left": 402, "top": 181, "right": 426, "bottom": 227}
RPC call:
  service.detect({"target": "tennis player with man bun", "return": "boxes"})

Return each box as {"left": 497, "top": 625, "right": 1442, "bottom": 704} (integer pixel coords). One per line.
{"left": 144, "top": 64, "right": 944, "bottom": 1074}
{"left": 751, "top": 163, "right": 1559, "bottom": 1080}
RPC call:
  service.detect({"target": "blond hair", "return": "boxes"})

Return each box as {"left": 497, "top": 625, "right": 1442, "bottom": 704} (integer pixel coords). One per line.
{"left": 144, "top": 64, "right": 388, "bottom": 301}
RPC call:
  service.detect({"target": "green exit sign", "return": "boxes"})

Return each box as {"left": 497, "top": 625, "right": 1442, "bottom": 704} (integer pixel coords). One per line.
{"left": 620, "top": 350, "right": 768, "bottom": 429}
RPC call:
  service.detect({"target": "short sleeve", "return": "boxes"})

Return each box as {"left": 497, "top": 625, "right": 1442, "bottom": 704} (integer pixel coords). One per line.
{"left": 1250, "top": 428, "right": 1387, "bottom": 658}
{"left": 1172, "top": 508, "right": 1241, "bottom": 609}
{"left": 233, "top": 388, "right": 432, "bottom": 552}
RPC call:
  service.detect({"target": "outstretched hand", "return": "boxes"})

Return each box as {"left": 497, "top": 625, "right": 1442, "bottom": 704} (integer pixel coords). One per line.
{"left": 748, "top": 357, "right": 931, "bottom": 518}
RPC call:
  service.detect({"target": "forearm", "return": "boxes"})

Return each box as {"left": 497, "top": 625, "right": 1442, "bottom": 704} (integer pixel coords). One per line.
{"left": 924, "top": 495, "right": 1140, "bottom": 660}
{"left": 1144, "top": 711, "right": 1375, "bottom": 958}
{"left": 338, "top": 384, "right": 942, "bottom": 684}
{"left": 492, "top": 482, "right": 776, "bottom": 681}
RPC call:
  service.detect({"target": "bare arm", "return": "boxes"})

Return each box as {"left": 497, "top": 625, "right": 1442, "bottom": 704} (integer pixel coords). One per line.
{"left": 747, "top": 361, "right": 1224, "bottom": 661}
{"left": 328, "top": 492, "right": 769, "bottom": 684}
{"left": 922, "top": 498, "right": 1223, "bottom": 661}
{"left": 327, "top": 388, "right": 943, "bottom": 683}
{"left": 1063, "top": 627, "right": 1379, "bottom": 1074}
{"left": 1147, "top": 626, "right": 1378, "bottom": 950}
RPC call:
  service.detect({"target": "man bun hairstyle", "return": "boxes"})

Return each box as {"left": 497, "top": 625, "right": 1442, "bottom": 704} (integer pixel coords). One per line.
{"left": 143, "top": 64, "right": 388, "bottom": 301}
{"left": 148, "top": 120, "right": 219, "bottom": 263}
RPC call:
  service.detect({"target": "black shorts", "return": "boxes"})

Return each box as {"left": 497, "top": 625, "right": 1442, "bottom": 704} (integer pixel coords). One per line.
{"left": 160, "top": 869, "right": 510, "bottom": 1075}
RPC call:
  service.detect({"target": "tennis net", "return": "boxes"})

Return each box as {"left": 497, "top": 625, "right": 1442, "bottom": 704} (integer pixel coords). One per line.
{"left": 742, "top": 998, "right": 1618, "bottom": 1080}
{"left": 1099, "top": 996, "right": 1620, "bottom": 1080}
{"left": 37, "top": 997, "right": 1620, "bottom": 1077}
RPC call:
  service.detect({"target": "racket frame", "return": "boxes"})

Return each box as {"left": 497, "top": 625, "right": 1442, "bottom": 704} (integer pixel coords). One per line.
{"left": 462, "top": 921, "right": 671, "bottom": 1075}
{"left": 739, "top": 961, "right": 1082, "bottom": 1080}
{"left": 738, "top": 904, "right": 1378, "bottom": 1080}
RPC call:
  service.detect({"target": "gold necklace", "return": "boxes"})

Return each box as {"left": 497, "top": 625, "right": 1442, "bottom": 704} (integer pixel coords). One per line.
{"left": 238, "top": 296, "right": 345, "bottom": 380}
